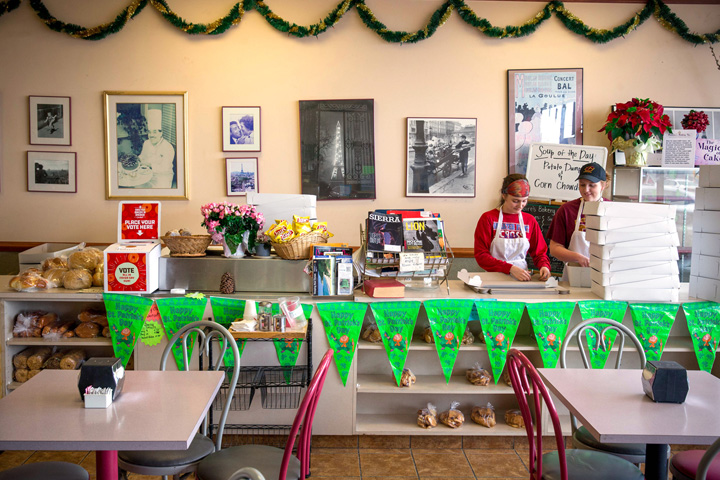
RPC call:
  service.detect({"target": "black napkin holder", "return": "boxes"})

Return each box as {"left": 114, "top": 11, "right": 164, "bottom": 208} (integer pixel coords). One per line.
{"left": 78, "top": 357, "right": 125, "bottom": 401}
{"left": 641, "top": 360, "right": 688, "bottom": 404}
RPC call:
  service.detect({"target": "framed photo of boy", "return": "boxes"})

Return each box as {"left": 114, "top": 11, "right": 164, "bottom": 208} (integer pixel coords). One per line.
{"left": 29, "top": 96, "right": 71, "bottom": 146}
{"left": 104, "top": 91, "right": 188, "bottom": 200}
{"left": 222, "top": 106, "right": 261, "bottom": 152}
{"left": 27, "top": 151, "right": 77, "bottom": 193}
{"left": 226, "top": 157, "right": 259, "bottom": 196}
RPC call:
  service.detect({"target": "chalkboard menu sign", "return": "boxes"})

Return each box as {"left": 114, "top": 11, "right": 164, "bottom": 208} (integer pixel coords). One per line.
{"left": 523, "top": 201, "right": 564, "bottom": 275}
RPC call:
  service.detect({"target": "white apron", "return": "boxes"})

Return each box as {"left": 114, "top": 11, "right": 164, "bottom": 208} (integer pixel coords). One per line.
{"left": 561, "top": 199, "right": 591, "bottom": 281}
{"left": 490, "top": 210, "right": 530, "bottom": 271}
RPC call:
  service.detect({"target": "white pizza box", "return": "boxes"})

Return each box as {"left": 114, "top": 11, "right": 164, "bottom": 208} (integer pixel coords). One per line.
{"left": 591, "top": 281, "right": 679, "bottom": 302}
{"left": 693, "top": 210, "right": 720, "bottom": 234}
{"left": 584, "top": 215, "right": 675, "bottom": 231}
{"left": 690, "top": 253, "right": 720, "bottom": 279}
{"left": 688, "top": 275, "right": 720, "bottom": 302}
{"left": 566, "top": 264, "right": 591, "bottom": 288}
{"left": 590, "top": 256, "right": 678, "bottom": 274}
{"left": 104, "top": 242, "right": 160, "bottom": 294}
{"left": 583, "top": 218, "right": 676, "bottom": 234}
{"left": 693, "top": 232, "right": 720, "bottom": 257}
{"left": 591, "top": 268, "right": 680, "bottom": 288}
{"left": 699, "top": 165, "right": 720, "bottom": 187}
{"left": 583, "top": 200, "right": 676, "bottom": 219}
{"left": 585, "top": 229, "right": 679, "bottom": 245}
{"left": 695, "top": 187, "right": 720, "bottom": 211}
{"left": 18, "top": 243, "right": 85, "bottom": 270}
{"left": 589, "top": 244, "right": 679, "bottom": 261}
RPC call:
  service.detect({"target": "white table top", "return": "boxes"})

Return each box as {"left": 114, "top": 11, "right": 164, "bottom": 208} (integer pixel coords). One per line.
{"left": 538, "top": 368, "right": 720, "bottom": 445}
{"left": 0, "top": 369, "right": 223, "bottom": 451}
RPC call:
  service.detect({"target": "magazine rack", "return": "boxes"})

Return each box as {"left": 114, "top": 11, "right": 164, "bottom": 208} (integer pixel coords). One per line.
{"left": 358, "top": 223, "right": 454, "bottom": 295}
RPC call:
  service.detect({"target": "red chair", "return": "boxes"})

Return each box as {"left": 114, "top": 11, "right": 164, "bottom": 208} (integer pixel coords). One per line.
{"left": 506, "top": 348, "right": 644, "bottom": 480}
{"left": 669, "top": 436, "right": 720, "bottom": 480}
{"left": 196, "top": 349, "right": 334, "bottom": 480}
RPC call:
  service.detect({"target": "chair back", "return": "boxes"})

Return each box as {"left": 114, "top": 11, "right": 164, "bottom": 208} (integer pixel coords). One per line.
{"left": 507, "top": 348, "right": 568, "bottom": 480}
{"left": 159, "top": 320, "right": 240, "bottom": 452}
{"left": 279, "top": 349, "right": 334, "bottom": 480}
{"left": 697, "top": 436, "right": 720, "bottom": 480}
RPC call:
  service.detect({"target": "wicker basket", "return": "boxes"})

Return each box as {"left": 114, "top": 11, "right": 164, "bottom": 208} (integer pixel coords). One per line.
{"left": 161, "top": 235, "right": 213, "bottom": 257}
{"left": 271, "top": 232, "right": 328, "bottom": 260}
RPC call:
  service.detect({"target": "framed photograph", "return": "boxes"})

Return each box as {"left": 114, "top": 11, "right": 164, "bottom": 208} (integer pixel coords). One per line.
{"left": 104, "top": 91, "right": 188, "bottom": 199}
{"left": 299, "top": 99, "right": 376, "bottom": 200}
{"left": 406, "top": 117, "right": 477, "bottom": 197}
{"left": 27, "top": 151, "right": 76, "bottom": 193}
{"left": 29, "top": 96, "right": 71, "bottom": 146}
{"left": 226, "top": 157, "right": 259, "bottom": 196}
{"left": 222, "top": 106, "right": 261, "bottom": 152}
{"left": 508, "top": 68, "right": 583, "bottom": 175}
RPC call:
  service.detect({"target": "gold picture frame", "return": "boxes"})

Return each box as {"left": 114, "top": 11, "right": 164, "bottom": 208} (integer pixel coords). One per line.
{"left": 104, "top": 91, "right": 189, "bottom": 200}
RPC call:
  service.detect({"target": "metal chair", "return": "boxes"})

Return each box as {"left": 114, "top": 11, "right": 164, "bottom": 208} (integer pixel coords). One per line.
{"left": 0, "top": 462, "right": 89, "bottom": 480}
{"left": 118, "top": 320, "right": 241, "bottom": 480}
{"left": 506, "top": 348, "right": 644, "bottom": 480}
{"left": 560, "top": 318, "right": 647, "bottom": 464}
{"left": 669, "top": 436, "right": 720, "bottom": 480}
{"left": 196, "top": 349, "right": 335, "bottom": 480}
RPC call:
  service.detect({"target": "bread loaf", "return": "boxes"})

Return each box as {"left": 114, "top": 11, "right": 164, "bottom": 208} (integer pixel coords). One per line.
{"left": 14, "top": 368, "right": 29, "bottom": 383}
{"left": 42, "top": 268, "right": 68, "bottom": 287}
{"left": 68, "top": 250, "right": 98, "bottom": 270}
{"left": 43, "top": 351, "right": 64, "bottom": 369}
{"left": 74, "top": 321, "right": 100, "bottom": 338}
{"left": 12, "top": 347, "right": 36, "bottom": 369}
{"left": 60, "top": 349, "right": 86, "bottom": 370}
{"left": 78, "top": 309, "right": 108, "bottom": 326}
{"left": 42, "top": 257, "right": 68, "bottom": 271}
{"left": 28, "top": 369, "right": 42, "bottom": 380}
{"left": 102, "top": 326, "right": 111, "bottom": 338}
{"left": 26, "top": 346, "right": 52, "bottom": 370}
{"left": 13, "top": 311, "right": 52, "bottom": 337}
{"left": 42, "top": 320, "right": 76, "bottom": 338}
{"left": 62, "top": 269, "right": 92, "bottom": 290}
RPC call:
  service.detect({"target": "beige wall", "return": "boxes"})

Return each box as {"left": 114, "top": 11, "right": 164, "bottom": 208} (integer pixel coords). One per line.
{"left": 1, "top": 1, "right": 719, "bottom": 248}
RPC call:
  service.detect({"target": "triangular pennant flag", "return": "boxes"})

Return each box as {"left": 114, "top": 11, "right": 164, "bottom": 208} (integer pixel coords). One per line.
{"left": 140, "top": 302, "right": 165, "bottom": 347}
{"left": 273, "top": 339, "right": 303, "bottom": 383}
{"left": 424, "top": 299, "right": 475, "bottom": 383}
{"left": 155, "top": 296, "right": 207, "bottom": 371}
{"left": 104, "top": 293, "right": 154, "bottom": 367}
{"left": 577, "top": 300, "right": 627, "bottom": 369}
{"left": 629, "top": 303, "right": 679, "bottom": 362}
{"left": 526, "top": 301, "right": 575, "bottom": 368}
{"left": 316, "top": 302, "right": 367, "bottom": 386}
{"left": 209, "top": 296, "right": 248, "bottom": 367}
{"left": 369, "top": 301, "right": 421, "bottom": 386}
{"left": 682, "top": 301, "right": 720, "bottom": 373}
{"left": 476, "top": 301, "right": 525, "bottom": 383}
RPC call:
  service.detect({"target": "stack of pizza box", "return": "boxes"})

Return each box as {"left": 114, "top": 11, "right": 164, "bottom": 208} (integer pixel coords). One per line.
{"left": 583, "top": 200, "right": 680, "bottom": 302}
{"left": 689, "top": 165, "right": 720, "bottom": 302}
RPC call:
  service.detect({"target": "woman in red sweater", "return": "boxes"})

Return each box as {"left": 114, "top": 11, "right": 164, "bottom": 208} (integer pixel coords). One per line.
{"left": 474, "top": 174, "right": 551, "bottom": 281}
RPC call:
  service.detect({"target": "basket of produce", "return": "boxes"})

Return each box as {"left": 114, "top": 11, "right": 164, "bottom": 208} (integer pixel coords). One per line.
{"left": 161, "top": 233, "right": 213, "bottom": 257}
{"left": 271, "top": 231, "right": 327, "bottom": 260}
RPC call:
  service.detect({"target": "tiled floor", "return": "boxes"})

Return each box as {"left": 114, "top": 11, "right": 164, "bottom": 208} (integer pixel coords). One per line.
{"left": 0, "top": 435, "right": 704, "bottom": 479}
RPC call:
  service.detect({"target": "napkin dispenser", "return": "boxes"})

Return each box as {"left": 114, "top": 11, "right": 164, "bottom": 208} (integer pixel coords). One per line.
{"left": 78, "top": 357, "right": 125, "bottom": 401}
{"left": 641, "top": 360, "right": 688, "bottom": 404}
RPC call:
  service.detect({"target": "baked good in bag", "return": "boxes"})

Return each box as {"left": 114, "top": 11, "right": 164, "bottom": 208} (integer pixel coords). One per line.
{"left": 439, "top": 401, "right": 465, "bottom": 428}
{"left": 461, "top": 326, "right": 475, "bottom": 345}
{"left": 417, "top": 402, "right": 437, "bottom": 429}
{"left": 60, "top": 349, "right": 87, "bottom": 370}
{"left": 68, "top": 250, "right": 98, "bottom": 271}
{"left": 466, "top": 362, "right": 492, "bottom": 386}
{"left": 43, "top": 268, "right": 68, "bottom": 287}
{"left": 84, "top": 247, "right": 104, "bottom": 265}
{"left": 63, "top": 269, "right": 92, "bottom": 290}
{"left": 74, "top": 322, "right": 100, "bottom": 338}
{"left": 78, "top": 309, "right": 108, "bottom": 326}
{"left": 400, "top": 368, "right": 416, "bottom": 387}
{"left": 361, "top": 324, "right": 382, "bottom": 343}
{"left": 471, "top": 403, "right": 496, "bottom": 428}
{"left": 42, "top": 257, "right": 68, "bottom": 271}
{"left": 422, "top": 326, "right": 434, "bottom": 343}
{"left": 505, "top": 409, "right": 525, "bottom": 428}
{"left": 9, "top": 270, "right": 49, "bottom": 291}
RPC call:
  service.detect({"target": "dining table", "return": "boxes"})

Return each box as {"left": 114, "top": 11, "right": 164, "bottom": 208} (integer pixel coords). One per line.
{"left": 0, "top": 369, "right": 223, "bottom": 480}
{"left": 538, "top": 368, "right": 720, "bottom": 480}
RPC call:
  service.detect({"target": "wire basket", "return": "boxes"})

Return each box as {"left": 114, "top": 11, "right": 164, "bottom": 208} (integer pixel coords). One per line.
{"left": 218, "top": 425, "right": 293, "bottom": 448}
{"left": 160, "top": 235, "right": 212, "bottom": 257}
{"left": 271, "top": 232, "right": 328, "bottom": 260}
{"left": 213, "top": 366, "right": 263, "bottom": 411}
{"left": 259, "top": 366, "right": 308, "bottom": 409}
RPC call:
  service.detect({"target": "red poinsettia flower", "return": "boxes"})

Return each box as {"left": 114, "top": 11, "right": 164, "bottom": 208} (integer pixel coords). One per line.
{"left": 599, "top": 97, "right": 673, "bottom": 144}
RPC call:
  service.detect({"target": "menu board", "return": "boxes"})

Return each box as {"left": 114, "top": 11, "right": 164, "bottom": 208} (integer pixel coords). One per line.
{"left": 526, "top": 143, "right": 607, "bottom": 201}
{"left": 523, "top": 201, "right": 564, "bottom": 275}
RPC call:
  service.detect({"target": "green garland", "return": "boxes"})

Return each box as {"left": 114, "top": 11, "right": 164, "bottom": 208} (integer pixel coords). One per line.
{"left": 9, "top": 0, "right": 719, "bottom": 44}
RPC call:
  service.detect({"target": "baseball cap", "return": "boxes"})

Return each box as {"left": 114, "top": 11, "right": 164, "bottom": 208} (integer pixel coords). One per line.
{"left": 577, "top": 162, "right": 606, "bottom": 183}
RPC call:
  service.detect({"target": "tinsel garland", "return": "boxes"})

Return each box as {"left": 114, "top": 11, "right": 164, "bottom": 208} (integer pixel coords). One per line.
{"left": 11, "top": 0, "right": 720, "bottom": 44}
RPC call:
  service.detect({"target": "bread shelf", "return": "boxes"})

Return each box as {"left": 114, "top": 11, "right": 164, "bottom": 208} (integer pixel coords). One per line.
{"left": 7, "top": 337, "right": 112, "bottom": 347}
{"left": 354, "top": 413, "right": 526, "bottom": 436}
{"left": 357, "top": 374, "right": 513, "bottom": 394}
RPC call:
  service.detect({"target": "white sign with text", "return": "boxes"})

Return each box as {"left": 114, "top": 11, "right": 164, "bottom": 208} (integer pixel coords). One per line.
{"left": 526, "top": 143, "right": 608, "bottom": 201}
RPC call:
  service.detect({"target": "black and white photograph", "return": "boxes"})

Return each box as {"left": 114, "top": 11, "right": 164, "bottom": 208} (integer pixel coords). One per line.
{"left": 104, "top": 92, "right": 188, "bottom": 199}
{"left": 406, "top": 117, "right": 477, "bottom": 197}
{"left": 29, "top": 96, "right": 71, "bottom": 146}
{"left": 226, "top": 157, "right": 258, "bottom": 196}
{"left": 27, "top": 151, "right": 76, "bottom": 193}
{"left": 300, "top": 99, "right": 376, "bottom": 200}
{"left": 222, "top": 106, "right": 261, "bottom": 152}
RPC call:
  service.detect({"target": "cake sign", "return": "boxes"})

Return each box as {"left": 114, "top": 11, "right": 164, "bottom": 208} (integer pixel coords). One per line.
{"left": 120, "top": 202, "right": 160, "bottom": 241}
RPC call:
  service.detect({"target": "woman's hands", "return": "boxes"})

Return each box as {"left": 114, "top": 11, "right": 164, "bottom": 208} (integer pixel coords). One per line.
{"left": 509, "top": 265, "right": 551, "bottom": 281}
{"left": 538, "top": 266, "right": 551, "bottom": 281}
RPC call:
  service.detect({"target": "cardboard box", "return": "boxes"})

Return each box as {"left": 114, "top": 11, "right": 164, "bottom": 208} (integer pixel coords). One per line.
{"left": 589, "top": 244, "right": 679, "bottom": 261}
{"left": 690, "top": 253, "right": 720, "bottom": 279}
{"left": 693, "top": 232, "right": 720, "bottom": 257}
{"left": 583, "top": 200, "right": 676, "bottom": 219}
{"left": 695, "top": 187, "right": 720, "bottom": 211}
{"left": 590, "top": 256, "right": 678, "bottom": 273}
{"left": 566, "top": 265, "right": 591, "bottom": 287}
{"left": 104, "top": 243, "right": 161, "bottom": 294}
{"left": 591, "top": 268, "right": 680, "bottom": 288}
{"left": 694, "top": 210, "right": 720, "bottom": 234}
{"left": 585, "top": 229, "right": 678, "bottom": 245}
{"left": 688, "top": 275, "right": 720, "bottom": 302}
{"left": 591, "top": 281, "right": 679, "bottom": 302}
{"left": 584, "top": 215, "right": 674, "bottom": 231}
{"left": 18, "top": 243, "right": 84, "bottom": 270}
{"left": 699, "top": 165, "right": 720, "bottom": 188}
{"left": 584, "top": 218, "right": 676, "bottom": 234}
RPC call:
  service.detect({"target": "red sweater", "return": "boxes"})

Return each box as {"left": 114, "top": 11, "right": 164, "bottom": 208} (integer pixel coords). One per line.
{"left": 473, "top": 208, "right": 551, "bottom": 274}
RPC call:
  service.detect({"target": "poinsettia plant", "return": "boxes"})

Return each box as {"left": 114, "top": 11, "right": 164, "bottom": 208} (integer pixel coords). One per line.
{"left": 599, "top": 98, "right": 673, "bottom": 144}
{"left": 200, "top": 202, "right": 265, "bottom": 254}
{"left": 681, "top": 110, "right": 710, "bottom": 133}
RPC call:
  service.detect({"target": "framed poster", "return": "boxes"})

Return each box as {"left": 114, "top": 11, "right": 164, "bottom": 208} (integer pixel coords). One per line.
{"left": 222, "top": 106, "right": 261, "bottom": 152}
{"left": 508, "top": 68, "right": 583, "bottom": 175}
{"left": 27, "top": 151, "right": 76, "bottom": 193}
{"left": 29, "top": 95, "right": 71, "bottom": 146}
{"left": 104, "top": 91, "right": 188, "bottom": 200}
{"left": 226, "top": 157, "right": 259, "bottom": 196}
{"left": 406, "top": 117, "right": 477, "bottom": 197}
{"left": 299, "top": 99, "right": 376, "bottom": 200}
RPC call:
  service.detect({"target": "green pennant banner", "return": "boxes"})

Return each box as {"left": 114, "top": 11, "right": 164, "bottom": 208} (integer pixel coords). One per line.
{"left": 424, "top": 299, "right": 474, "bottom": 383}
{"left": 629, "top": 303, "right": 679, "bottom": 362}
{"left": 526, "top": 302, "right": 575, "bottom": 368}
{"left": 103, "top": 293, "right": 154, "bottom": 368}
{"left": 369, "top": 301, "right": 421, "bottom": 386}
{"left": 476, "top": 301, "right": 525, "bottom": 383}
{"left": 155, "top": 296, "right": 208, "bottom": 371}
{"left": 316, "top": 302, "right": 367, "bottom": 386}
{"left": 577, "top": 300, "right": 627, "bottom": 369}
{"left": 273, "top": 339, "right": 303, "bottom": 384}
{"left": 140, "top": 302, "right": 164, "bottom": 347}
{"left": 209, "top": 296, "right": 248, "bottom": 367}
{"left": 683, "top": 301, "right": 720, "bottom": 373}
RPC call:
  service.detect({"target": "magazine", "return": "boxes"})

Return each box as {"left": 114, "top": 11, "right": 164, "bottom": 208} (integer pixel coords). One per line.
{"left": 402, "top": 218, "right": 445, "bottom": 253}
{"left": 367, "top": 212, "right": 403, "bottom": 252}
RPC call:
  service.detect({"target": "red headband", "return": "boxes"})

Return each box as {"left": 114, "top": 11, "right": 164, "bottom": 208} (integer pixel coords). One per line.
{"left": 504, "top": 179, "right": 530, "bottom": 197}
